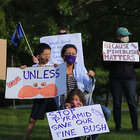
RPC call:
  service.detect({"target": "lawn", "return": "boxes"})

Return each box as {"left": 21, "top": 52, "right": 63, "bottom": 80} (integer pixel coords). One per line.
{"left": 0, "top": 106, "right": 140, "bottom": 140}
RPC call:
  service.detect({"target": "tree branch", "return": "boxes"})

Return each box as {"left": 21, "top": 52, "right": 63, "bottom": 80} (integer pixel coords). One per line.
{"left": 71, "top": 0, "right": 102, "bottom": 13}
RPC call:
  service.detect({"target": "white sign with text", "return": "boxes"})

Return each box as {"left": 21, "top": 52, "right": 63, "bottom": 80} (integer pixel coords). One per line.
{"left": 103, "top": 41, "right": 139, "bottom": 62}
{"left": 5, "top": 63, "right": 66, "bottom": 99}
{"left": 47, "top": 104, "right": 109, "bottom": 140}
{"left": 40, "top": 33, "right": 84, "bottom": 65}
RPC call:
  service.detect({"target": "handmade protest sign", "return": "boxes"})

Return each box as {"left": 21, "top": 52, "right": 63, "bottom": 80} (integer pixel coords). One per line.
{"left": 47, "top": 104, "right": 109, "bottom": 140}
{"left": 5, "top": 63, "right": 66, "bottom": 99}
{"left": 103, "top": 41, "right": 139, "bottom": 62}
{"left": 40, "top": 33, "right": 84, "bottom": 65}
{"left": 0, "top": 39, "right": 7, "bottom": 80}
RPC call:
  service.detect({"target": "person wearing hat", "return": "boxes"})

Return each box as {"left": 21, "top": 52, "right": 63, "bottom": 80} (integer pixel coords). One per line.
{"left": 103, "top": 27, "right": 140, "bottom": 131}
{"left": 116, "top": 27, "right": 132, "bottom": 43}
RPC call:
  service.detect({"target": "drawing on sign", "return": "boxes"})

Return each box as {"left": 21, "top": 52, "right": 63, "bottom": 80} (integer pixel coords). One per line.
{"left": 7, "top": 76, "right": 21, "bottom": 88}
{"left": 91, "top": 108, "right": 104, "bottom": 118}
{"left": 18, "top": 83, "right": 58, "bottom": 98}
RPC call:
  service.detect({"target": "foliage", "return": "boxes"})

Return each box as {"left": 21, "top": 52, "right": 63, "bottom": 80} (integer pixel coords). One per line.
{"left": 0, "top": 0, "right": 140, "bottom": 102}
{"left": 0, "top": 6, "right": 7, "bottom": 38}
{"left": 0, "top": 0, "right": 140, "bottom": 67}
{"left": 94, "top": 67, "right": 109, "bottom": 95}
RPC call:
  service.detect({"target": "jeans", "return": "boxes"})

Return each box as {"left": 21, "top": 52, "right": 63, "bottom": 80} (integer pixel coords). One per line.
{"left": 101, "top": 105, "right": 111, "bottom": 121}
{"left": 110, "top": 79, "right": 138, "bottom": 129}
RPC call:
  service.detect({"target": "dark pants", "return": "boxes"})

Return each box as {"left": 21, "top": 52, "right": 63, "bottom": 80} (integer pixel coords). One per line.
{"left": 110, "top": 79, "right": 138, "bottom": 129}
{"left": 30, "top": 98, "right": 57, "bottom": 120}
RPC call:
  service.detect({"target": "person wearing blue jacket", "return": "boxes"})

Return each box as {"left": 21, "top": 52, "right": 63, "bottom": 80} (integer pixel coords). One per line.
{"left": 58, "top": 44, "right": 111, "bottom": 140}
{"left": 58, "top": 44, "right": 95, "bottom": 110}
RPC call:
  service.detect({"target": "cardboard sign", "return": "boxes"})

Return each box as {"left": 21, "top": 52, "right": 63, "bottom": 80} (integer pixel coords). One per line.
{"left": 0, "top": 39, "right": 7, "bottom": 80}
{"left": 40, "top": 33, "right": 84, "bottom": 65}
{"left": 103, "top": 41, "right": 139, "bottom": 62}
{"left": 5, "top": 63, "right": 66, "bottom": 99}
{"left": 47, "top": 104, "right": 109, "bottom": 140}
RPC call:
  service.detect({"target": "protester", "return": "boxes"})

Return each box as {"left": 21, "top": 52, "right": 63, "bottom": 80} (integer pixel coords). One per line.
{"left": 23, "top": 28, "right": 70, "bottom": 140}
{"left": 32, "top": 27, "right": 70, "bottom": 64}
{"left": 65, "top": 88, "right": 86, "bottom": 109}
{"left": 58, "top": 44, "right": 111, "bottom": 140}
{"left": 103, "top": 27, "right": 139, "bottom": 131}
{"left": 65, "top": 88, "right": 86, "bottom": 140}
{"left": 22, "top": 43, "right": 57, "bottom": 140}
{"left": 58, "top": 44, "right": 95, "bottom": 108}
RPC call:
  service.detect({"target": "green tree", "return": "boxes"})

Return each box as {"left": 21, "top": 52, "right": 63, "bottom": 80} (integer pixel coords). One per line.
{"left": 0, "top": 0, "right": 140, "bottom": 105}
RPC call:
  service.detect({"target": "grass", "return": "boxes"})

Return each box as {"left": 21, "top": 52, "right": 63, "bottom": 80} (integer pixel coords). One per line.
{"left": 0, "top": 106, "right": 140, "bottom": 140}
{"left": 0, "top": 108, "right": 49, "bottom": 140}
{"left": 106, "top": 102, "right": 140, "bottom": 110}
{"left": 98, "top": 111, "right": 140, "bottom": 140}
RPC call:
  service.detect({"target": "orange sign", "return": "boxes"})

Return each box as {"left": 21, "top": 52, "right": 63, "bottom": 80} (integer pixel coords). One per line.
{"left": 0, "top": 39, "right": 7, "bottom": 80}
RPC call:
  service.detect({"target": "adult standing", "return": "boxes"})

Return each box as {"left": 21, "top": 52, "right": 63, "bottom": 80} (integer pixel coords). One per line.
{"left": 103, "top": 27, "right": 139, "bottom": 131}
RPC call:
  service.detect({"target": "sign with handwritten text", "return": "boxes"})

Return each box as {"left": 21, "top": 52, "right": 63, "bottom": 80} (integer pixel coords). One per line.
{"left": 103, "top": 41, "right": 139, "bottom": 62}
{"left": 5, "top": 63, "right": 66, "bottom": 99}
{"left": 47, "top": 104, "right": 109, "bottom": 140}
{"left": 40, "top": 33, "right": 84, "bottom": 65}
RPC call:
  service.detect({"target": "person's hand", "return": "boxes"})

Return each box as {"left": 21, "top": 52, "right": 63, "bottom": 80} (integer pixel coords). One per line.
{"left": 20, "top": 65, "right": 27, "bottom": 69}
{"left": 71, "top": 100, "right": 83, "bottom": 108}
{"left": 75, "top": 101, "right": 83, "bottom": 108}
{"left": 137, "top": 51, "right": 140, "bottom": 56}
{"left": 54, "top": 63, "right": 59, "bottom": 67}
{"left": 87, "top": 70, "right": 95, "bottom": 78}
{"left": 102, "top": 51, "right": 106, "bottom": 56}
{"left": 32, "top": 56, "right": 39, "bottom": 64}
{"left": 65, "top": 103, "right": 71, "bottom": 109}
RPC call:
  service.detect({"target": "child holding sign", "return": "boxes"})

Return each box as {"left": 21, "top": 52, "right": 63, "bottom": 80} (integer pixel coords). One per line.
{"left": 22, "top": 43, "right": 57, "bottom": 140}
{"left": 65, "top": 88, "right": 86, "bottom": 109}
{"left": 64, "top": 89, "right": 99, "bottom": 140}
{"left": 64, "top": 88, "right": 86, "bottom": 140}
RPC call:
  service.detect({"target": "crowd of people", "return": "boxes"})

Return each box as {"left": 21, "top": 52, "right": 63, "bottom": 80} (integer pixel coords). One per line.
{"left": 21, "top": 27, "right": 139, "bottom": 140}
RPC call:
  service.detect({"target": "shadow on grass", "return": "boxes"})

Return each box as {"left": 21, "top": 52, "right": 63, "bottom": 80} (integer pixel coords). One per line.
{"left": 98, "top": 127, "right": 140, "bottom": 140}
{"left": 109, "top": 127, "right": 140, "bottom": 135}
{"left": 0, "top": 124, "right": 50, "bottom": 140}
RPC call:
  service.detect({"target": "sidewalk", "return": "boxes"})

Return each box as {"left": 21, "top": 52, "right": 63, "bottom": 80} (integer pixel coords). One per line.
{"left": 8, "top": 104, "right": 32, "bottom": 109}
{"left": 8, "top": 104, "right": 140, "bottom": 111}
